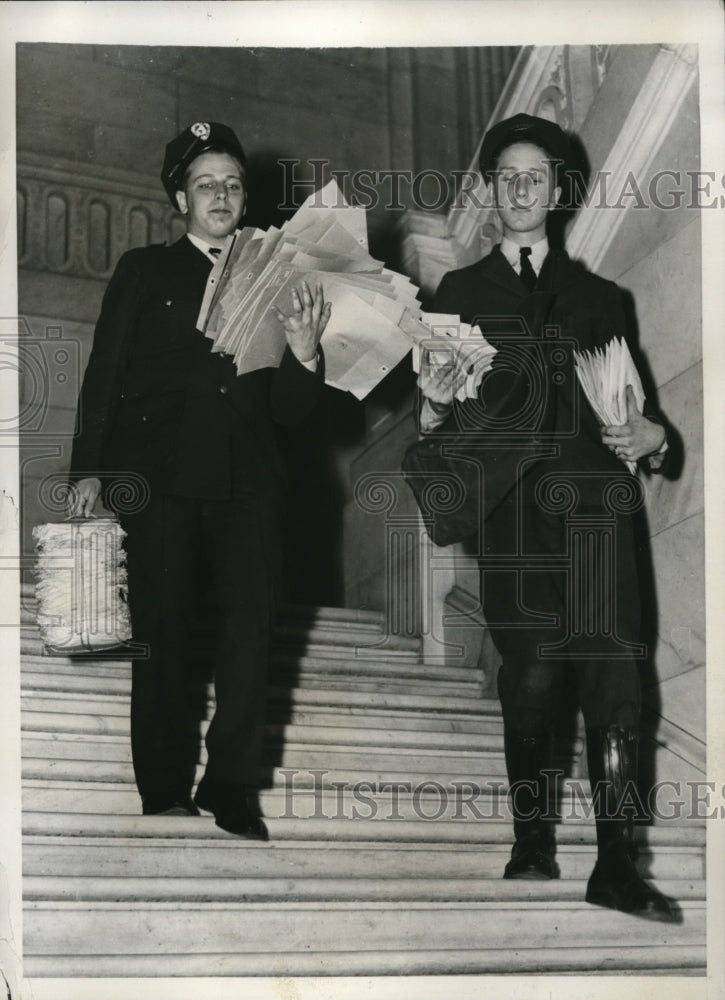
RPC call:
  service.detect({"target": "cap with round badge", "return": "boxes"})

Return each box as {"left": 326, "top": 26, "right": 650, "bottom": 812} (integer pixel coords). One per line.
{"left": 478, "top": 113, "right": 570, "bottom": 182}
{"left": 160, "top": 121, "right": 247, "bottom": 206}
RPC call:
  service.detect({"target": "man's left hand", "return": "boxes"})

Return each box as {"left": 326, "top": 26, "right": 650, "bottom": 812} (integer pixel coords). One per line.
{"left": 272, "top": 280, "right": 331, "bottom": 363}
{"left": 601, "top": 384, "right": 666, "bottom": 463}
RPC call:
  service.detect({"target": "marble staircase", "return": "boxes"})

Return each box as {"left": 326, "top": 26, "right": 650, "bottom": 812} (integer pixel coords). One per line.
{"left": 20, "top": 596, "right": 706, "bottom": 978}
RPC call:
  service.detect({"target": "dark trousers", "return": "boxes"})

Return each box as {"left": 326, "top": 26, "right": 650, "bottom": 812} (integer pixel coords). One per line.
{"left": 121, "top": 492, "right": 279, "bottom": 801}
{"left": 481, "top": 490, "right": 643, "bottom": 735}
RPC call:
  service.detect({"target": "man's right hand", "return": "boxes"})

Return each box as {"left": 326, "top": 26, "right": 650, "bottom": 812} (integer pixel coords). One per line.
{"left": 69, "top": 477, "right": 102, "bottom": 518}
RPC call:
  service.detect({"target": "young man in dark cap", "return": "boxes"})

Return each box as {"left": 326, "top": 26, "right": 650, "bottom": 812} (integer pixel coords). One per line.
{"left": 418, "top": 113, "right": 676, "bottom": 920}
{"left": 69, "top": 122, "right": 330, "bottom": 839}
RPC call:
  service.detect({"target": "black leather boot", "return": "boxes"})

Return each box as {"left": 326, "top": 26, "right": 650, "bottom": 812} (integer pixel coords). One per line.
{"left": 503, "top": 732, "right": 559, "bottom": 880}
{"left": 585, "top": 725, "right": 680, "bottom": 922}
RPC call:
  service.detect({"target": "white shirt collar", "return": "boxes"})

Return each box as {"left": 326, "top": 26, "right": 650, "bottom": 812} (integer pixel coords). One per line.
{"left": 186, "top": 232, "right": 226, "bottom": 261}
{"left": 500, "top": 236, "right": 549, "bottom": 276}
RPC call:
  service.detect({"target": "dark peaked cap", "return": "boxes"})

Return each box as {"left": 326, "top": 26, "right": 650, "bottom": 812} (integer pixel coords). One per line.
{"left": 161, "top": 121, "right": 246, "bottom": 206}
{"left": 478, "top": 113, "right": 570, "bottom": 181}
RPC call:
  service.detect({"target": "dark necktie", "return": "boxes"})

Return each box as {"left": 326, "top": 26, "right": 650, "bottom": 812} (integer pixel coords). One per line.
{"left": 208, "top": 246, "right": 222, "bottom": 258}
{"left": 519, "top": 246, "right": 537, "bottom": 292}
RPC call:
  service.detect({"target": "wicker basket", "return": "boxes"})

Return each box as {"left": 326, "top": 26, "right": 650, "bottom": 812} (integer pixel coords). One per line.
{"left": 33, "top": 518, "right": 132, "bottom": 653}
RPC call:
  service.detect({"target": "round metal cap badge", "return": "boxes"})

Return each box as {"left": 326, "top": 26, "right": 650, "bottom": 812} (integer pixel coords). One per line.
{"left": 191, "top": 122, "right": 211, "bottom": 140}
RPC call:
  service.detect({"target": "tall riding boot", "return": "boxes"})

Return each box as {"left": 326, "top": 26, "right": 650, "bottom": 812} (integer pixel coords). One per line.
{"left": 585, "top": 724, "right": 679, "bottom": 921}
{"left": 503, "top": 731, "right": 559, "bottom": 879}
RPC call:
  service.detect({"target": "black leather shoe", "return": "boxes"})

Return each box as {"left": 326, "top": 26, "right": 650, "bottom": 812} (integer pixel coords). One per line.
{"left": 504, "top": 831, "right": 559, "bottom": 880}
{"left": 194, "top": 780, "right": 269, "bottom": 841}
{"left": 142, "top": 796, "right": 200, "bottom": 817}
{"left": 586, "top": 841, "right": 681, "bottom": 922}
{"left": 585, "top": 725, "right": 681, "bottom": 922}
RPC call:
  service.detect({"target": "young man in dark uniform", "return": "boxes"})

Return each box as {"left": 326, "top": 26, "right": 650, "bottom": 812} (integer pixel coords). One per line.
{"left": 69, "top": 122, "right": 330, "bottom": 839}
{"left": 419, "top": 114, "right": 677, "bottom": 920}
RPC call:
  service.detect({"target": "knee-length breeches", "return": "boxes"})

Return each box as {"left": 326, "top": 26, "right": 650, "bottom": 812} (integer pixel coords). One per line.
{"left": 480, "top": 488, "right": 644, "bottom": 734}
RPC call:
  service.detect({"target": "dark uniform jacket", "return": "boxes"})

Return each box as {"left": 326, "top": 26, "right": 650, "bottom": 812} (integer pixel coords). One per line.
{"left": 70, "top": 235, "right": 322, "bottom": 505}
{"left": 431, "top": 244, "right": 665, "bottom": 661}
{"left": 431, "top": 244, "right": 663, "bottom": 509}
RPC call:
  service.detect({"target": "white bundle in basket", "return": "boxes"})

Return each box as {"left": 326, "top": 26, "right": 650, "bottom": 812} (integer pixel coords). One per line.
{"left": 33, "top": 518, "right": 132, "bottom": 652}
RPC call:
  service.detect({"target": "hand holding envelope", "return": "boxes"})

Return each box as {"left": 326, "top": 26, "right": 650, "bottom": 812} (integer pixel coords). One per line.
{"left": 196, "top": 180, "right": 497, "bottom": 401}
{"left": 408, "top": 313, "right": 498, "bottom": 403}
{"left": 197, "top": 180, "right": 421, "bottom": 399}
{"left": 574, "top": 337, "right": 648, "bottom": 474}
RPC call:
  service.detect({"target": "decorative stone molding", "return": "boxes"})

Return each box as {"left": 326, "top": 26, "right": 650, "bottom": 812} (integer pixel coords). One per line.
{"left": 594, "top": 45, "right": 614, "bottom": 89}
{"left": 487, "top": 46, "right": 563, "bottom": 128}
{"left": 17, "top": 152, "right": 184, "bottom": 281}
{"left": 567, "top": 43, "right": 699, "bottom": 270}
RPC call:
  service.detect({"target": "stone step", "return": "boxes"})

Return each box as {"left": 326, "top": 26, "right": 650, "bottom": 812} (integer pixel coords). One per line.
{"left": 21, "top": 692, "right": 505, "bottom": 733}
{"left": 22, "top": 898, "right": 707, "bottom": 964}
{"left": 23, "top": 873, "right": 702, "bottom": 903}
{"left": 21, "top": 713, "right": 505, "bottom": 750}
{"left": 22, "top": 742, "right": 508, "bottom": 782}
{"left": 22, "top": 643, "right": 474, "bottom": 678}
{"left": 21, "top": 652, "right": 483, "bottom": 687}
{"left": 24, "top": 762, "right": 704, "bottom": 831}
{"left": 278, "top": 603, "right": 386, "bottom": 627}
{"left": 21, "top": 808, "right": 706, "bottom": 848}
{"left": 20, "top": 943, "right": 708, "bottom": 978}
{"left": 273, "top": 623, "right": 422, "bottom": 654}
{"left": 21, "top": 595, "right": 419, "bottom": 655}
{"left": 20, "top": 670, "right": 493, "bottom": 713}
{"left": 21, "top": 591, "right": 391, "bottom": 632}
{"left": 23, "top": 835, "right": 705, "bottom": 882}
{"left": 22, "top": 609, "right": 422, "bottom": 651}
{"left": 16, "top": 778, "right": 528, "bottom": 821}
{"left": 24, "top": 632, "right": 424, "bottom": 663}
{"left": 20, "top": 666, "right": 486, "bottom": 702}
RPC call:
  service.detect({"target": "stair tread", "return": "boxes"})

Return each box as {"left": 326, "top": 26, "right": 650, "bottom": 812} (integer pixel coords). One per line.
{"left": 21, "top": 948, "right": 707, "bottom": 979}
{"left": 21, "top": 777, "right": 708, "bottom": 822}
{"left": 22, "top": 636, "right": 424, "bottom": 660}
{"left": 23, "top": 874, "right": 704, "bottom": 903}
{"left": 21, "top": 897, "right": 707, "bottom": 962}
{"left": 21, "top": 811, "right": 706, "bottom": 845}
{"left": 23, "top": 832, "right": 705, "bottom": 852}
{"left": 21, "top": 591, "right": 390, "bottom": 627}
{"left": 22, "top": 846, "right": 704, "bottom": 882}
{"left": 20, "top": 669, "right": 487, "bottom": 702}
{"left": 21, "top": 699, "right": 505, "bottom": 732}
{"left": 24, "top": 895, "right": 706, "bottom": 912}
{"left": 21, "top": 672, "right": 495, "bottom": 712}
{"left": 22, "top": 727, "right": 505, "bottom": 754}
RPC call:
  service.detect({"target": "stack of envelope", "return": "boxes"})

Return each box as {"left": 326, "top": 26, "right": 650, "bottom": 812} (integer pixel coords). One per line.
{"left": 197, "top": 180, "right": 498, "bottom": 400}
{"left": 199, "top": 180, "right": 420, "bottom": 399}
{"left": 574, "top": 337, "right": 645, "bottom": 474}
{"left": 407, "top": 313, "right": 498, "bottom": 402}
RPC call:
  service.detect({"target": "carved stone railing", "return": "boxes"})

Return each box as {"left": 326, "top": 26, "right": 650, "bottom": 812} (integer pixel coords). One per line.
{"left": 17, "top": 152, "right": 185, "bottom": 280}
